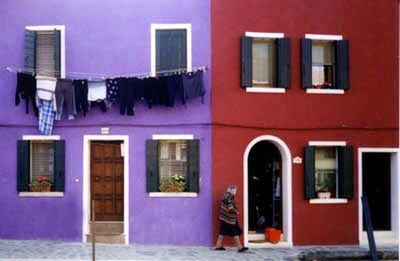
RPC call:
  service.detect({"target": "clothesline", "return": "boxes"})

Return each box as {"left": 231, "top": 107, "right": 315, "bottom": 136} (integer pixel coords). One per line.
{"left": 4, "top": 65, "right": 207, "bottom": 80}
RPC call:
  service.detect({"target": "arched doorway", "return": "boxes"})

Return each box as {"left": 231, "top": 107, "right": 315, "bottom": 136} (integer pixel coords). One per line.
{"left": 243, "top": 135, "right": 292, "bottom": 247}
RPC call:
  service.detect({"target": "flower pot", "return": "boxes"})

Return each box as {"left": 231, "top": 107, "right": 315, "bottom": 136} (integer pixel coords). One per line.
{"left": 41, "top": 184, "right": 51, "bottom": 192}
{"left": 317, "top": 191, "right": 331, "bottom": 199}
{"left": 264, "top": 227, "right": 281, "bottom": 244}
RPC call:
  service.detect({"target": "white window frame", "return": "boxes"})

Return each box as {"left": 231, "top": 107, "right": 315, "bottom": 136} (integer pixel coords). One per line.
{"left": 25, "top": 25, "right": 66, "bottom": 79}
{"left": 149, "top": 134, "right": 197, "bottom": 198}
{"left": 244, "top": 32, "right": 286, "bottom": 93}
{"left": 308, "top": 140, "right": 348, "bottom": 204}
{"left": 305, "top": 34, "right": 344, "bottom": 95}
{"left": 19, "top": 135, "right": 63, "bottom": 197}
{"left": 150, "top": 23, "right": 192, "bottom": 77}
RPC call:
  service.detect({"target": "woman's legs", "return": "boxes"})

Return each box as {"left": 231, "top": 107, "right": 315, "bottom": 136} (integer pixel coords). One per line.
{"left": 233, "top": 236, "right": 242, "bottom": 249}
{"left": 215, "top": 235, "right": 224, "bottom": 248}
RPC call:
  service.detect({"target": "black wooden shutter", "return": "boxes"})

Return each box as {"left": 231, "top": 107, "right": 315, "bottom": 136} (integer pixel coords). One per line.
{"left": 276, "top": 38, "right": 291, "bottom": 89}
{"left": 335, "top": 40, "right": 349, "bottom": 90}
{"left": 17, "top": 140, "right": 30, "bottom": 192}
{"left": 304, "top": 146, "right": 316, "bottom": 199}
{"left": 301, "top": 38, "right": 312, "bottom": 89}
{"left": 146, "top": 140, "right": 159, "bottom": 192}
{"left": 187, "top": 139, "right": 199, "bottom": 193}
{"left": 53, "top": 140, "right": 65, "bottom": 192}
{"left": 54, "top": 30, "right": 61, "bottom": 78}
{"left": 241, "top": 36, "right": 252, "bottom": 88}
{"left": 24, "top": 30, "right": 36, "bottom": 74}
{"left": 338, "top": 146, "right": 353, "bottom": 199}
{"left": 156, "top": 29, "right": 187, "bottom": 74}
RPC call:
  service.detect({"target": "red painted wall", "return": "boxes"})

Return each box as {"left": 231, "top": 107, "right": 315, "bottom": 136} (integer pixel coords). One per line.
{"left": 211, "top": 0, "right": 399, "bottom": 245}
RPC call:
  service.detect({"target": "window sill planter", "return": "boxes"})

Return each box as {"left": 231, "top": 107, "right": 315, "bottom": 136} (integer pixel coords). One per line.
{"left": 317, "top": 191, "right": 331, "bottom": 199}
{"left": 149, "top": 192, "right": 198, "bottom": 198}
{"left": 264, "top": 227, "right": 282, "bottom": 244}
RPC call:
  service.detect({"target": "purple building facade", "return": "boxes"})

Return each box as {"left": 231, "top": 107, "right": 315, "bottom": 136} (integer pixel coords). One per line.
{"left": 0, "top": 0, "right": 211, "bottom": 245}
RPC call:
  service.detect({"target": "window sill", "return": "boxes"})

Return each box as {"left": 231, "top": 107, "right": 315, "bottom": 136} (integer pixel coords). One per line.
{"left": 246, "top": 87, "right": 286, "bottom": 93}
{"left": 149, "top": 192, "right": 198, "bottom": 198}
{"left": 309, "top": 198, "right": 348, "bottom": 204}
{"left": 19, "top": 192, "right": 64, "bottom": 197}
{"left": 306, "top": 89, "right": 344, "bottom": 95}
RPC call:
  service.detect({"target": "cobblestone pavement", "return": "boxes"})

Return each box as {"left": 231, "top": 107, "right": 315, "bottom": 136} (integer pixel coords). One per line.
{"left": 0, "top": 239, "right": 397, "bottom": 261}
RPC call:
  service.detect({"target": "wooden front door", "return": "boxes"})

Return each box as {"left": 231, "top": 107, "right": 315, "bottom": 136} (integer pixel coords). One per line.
{"left": 90, "top": 141, "right": 124, "bottom": 221}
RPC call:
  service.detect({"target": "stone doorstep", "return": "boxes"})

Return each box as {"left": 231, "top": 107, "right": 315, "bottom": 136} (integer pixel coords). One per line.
{"left": 89, "top": 221, "right": 123, "bottom": 234}
{"left": 86, "top": 234, "right": 125, "bottom": 244}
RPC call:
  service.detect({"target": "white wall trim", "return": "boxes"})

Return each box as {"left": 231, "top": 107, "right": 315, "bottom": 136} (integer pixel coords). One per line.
{"left": 305, "top": 34, "right": 343, "bottom": 41}
{"left": 306, "top": 89, "right": 345, "bottom": 95}
{"left": 19, "top": 192, "right": 64, "bottom": 197}
{"left": 309, "top": 198, "right": 348, "bottom": 204}
{"left": 148, "top": 192, "right": 197, "bottom": 198}
{"left": 246, "top": 87, "right": 286, "bottom": 93}
{"left": 82, "top": 135, "right": 130, "bottom": 245}
{"left": 245, "top": 32, "right": 284, "bottom": 39}
{"left": 308, "top": 141, "right": 347, "bottom": 146}
{"left": 243, "top": 135, "right": 293, "bottom": 247}
{"left": 152, "top": 134, "right": 194, "bottom": 140}
{"left": 358, "top": 148, "right": 400, "bottom": 245}
{"left": 23, "top": 135, "right": 60, "bottom": 140}
{"left": 25, "top": 25, "right": 66, "bottom": 78}
{"left": 150, "top": 23, "right": 192, "bottom": 77}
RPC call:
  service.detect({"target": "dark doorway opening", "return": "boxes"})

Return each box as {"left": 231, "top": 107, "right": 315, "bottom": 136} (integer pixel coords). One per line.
{"left": 362, "top": 153, "right": 391, "bottom": 231}
{"left": 248, "top": 141, "right": 282, "bottom": 234}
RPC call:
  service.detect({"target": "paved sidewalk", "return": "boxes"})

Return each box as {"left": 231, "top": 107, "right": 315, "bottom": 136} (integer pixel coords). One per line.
{"left": 0, "top": 239, "right": 397, "bottom": 261}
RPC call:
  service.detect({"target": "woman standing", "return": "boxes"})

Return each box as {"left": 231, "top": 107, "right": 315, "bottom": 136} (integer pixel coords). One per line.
{"left": 214, "top": 185, "right": 248, "bottom": 252}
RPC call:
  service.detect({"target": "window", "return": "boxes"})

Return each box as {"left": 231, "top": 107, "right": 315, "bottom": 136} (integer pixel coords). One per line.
{"left": 146, "top": 138, "right": 199, "bottom": 193}
{"left": 241, "top": 32, "right": 291, "bottom": 90}
{"left": 24, "top": 25, "right": 65, "bottom": 78}
{"left": 17, "top": 139, "right": 65, "bottom": 192}
{"left": 151, "top": 24, "right": 192, "bottom": 77}
{"left": 301, "top": 34, "right": 349, "bottom": 91}
{"left": 304, "top": 144, "right": 353, "bottom": 200}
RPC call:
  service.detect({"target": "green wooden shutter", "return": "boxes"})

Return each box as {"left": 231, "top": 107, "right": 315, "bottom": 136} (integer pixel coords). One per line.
{"left": 338, "top": 146, "right": 354, "bottom": 199}
{"left": 241, "top": 36, "right": 252, "bottom": 88}
{"left": 146, "top": 140, "right": 159, "bottom": 192}
{"left": 304, "top": 146, "right": 316, "bottom": 199}
{"left": 187, "top": 139, "right": 199, "bottom": 193}
{"left": 53, "top": 140, "right": 65, "bottom": 192}
{"left": 334, "top": 40, "right": 349, "bottom": 90}
{"left": 24, "top": 30, "right": 36, "bottom": 74}
{"left": 156, "top": 29, "right": 187, "bottom": 75}
{"left": 54, "top": 30, "right": 61, "bottom": 78}
{"left": 17, "top": 140, "right": 30, "bottom": 192}
{"left": 301, "top": 38, "right": 312, "bottom": 89}
{"left": 276, "top": 37, "right": 291, "bottom": 89}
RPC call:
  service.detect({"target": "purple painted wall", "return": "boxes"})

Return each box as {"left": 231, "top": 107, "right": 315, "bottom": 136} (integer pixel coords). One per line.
{"left": 0, "top": 0, "right": 211, "bottom": 245}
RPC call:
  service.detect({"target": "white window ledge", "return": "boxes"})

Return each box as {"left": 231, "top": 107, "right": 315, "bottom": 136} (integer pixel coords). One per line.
{"left": 149, "top": 192, "right": 198, "bottom": 198}
{"left": 246, "top": 87, "right": 286, "bottom": 93}
{"left": 19, "top": 192, "right": 64, "bottom": 197}
{"left": 309, "top": 198, "right": 348, "bottom": 204}
{"left": 306, "top": 89, "right": 344, "bottom": 95}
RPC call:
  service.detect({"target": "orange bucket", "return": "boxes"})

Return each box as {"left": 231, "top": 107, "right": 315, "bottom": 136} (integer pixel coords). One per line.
{"left": 265, "top": 227, "right": 281, "bottom": 244}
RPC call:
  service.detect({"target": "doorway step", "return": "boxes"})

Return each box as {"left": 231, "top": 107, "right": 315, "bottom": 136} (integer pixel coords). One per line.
{"left": 86, "top": 221, "right": 125, "bottom": 244}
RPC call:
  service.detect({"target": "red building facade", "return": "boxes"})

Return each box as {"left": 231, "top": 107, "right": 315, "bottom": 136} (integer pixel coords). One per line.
{"left": 211, "top": 0, "right": 399, "bottom": 246}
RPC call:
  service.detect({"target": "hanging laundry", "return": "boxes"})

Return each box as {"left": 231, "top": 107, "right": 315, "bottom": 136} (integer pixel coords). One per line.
{"left": 88, "top": 80, "right": 107, "bottom": 101}
{"left": 36, "top": 77, "right": 57, "bottom": 112}
{"left": 90, "top": 100, "right": 107, "bottom": 112}
{"left": 15, "top": 72, "right": 38, "bottom": 116}
{"left": 181, "top": 70, "right": 205, "bottom": 104}
{"left": 106, "top": 78, "right": 120, "bottom": 104}
{"left": 73, "top": 79, "right": 89, "bottom": 116}
{"left": 164, "top": 74, "right": 182, "bottom": 107}
{"left": 55, "top": 79, "right": 76, "bottom": 120}
{"left": 118, "top": 77, "right": 135, "bottom": 116}
{"left": 37, "top": 99, "right": 56, "bottom": 135}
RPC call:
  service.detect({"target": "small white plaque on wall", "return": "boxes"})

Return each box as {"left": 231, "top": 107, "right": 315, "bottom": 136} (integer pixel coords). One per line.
{"left": 293, "top": 157, "right": 302, "bottom": 164}
{"left": 101, "top": 127, "right": 109, "bottom": 134}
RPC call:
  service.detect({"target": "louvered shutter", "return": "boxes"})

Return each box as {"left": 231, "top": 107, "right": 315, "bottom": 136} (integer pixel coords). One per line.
{"left": 146, "top": 140, "right": 159, "bottom": 192}
{"left": 17, "top": 140, "right": 30, "bottom": 192}
{"left": 301, "top": 39, "right": 312, "bottom": 89}
{"left": 276, "top": 38, "right": 291, "bottom": 89}
{"left": 53, "top": 140, "right": 65, "bottom": 192}
{"left": 334, "top": 40, "right": 349, "bottom": 90}
{"left": 156, "top": 29, "right": 187, "bottom": 75}
{"left": 304, "top": 146, "right": 316, "bottom": 199}
{"left": 187, "top": 139, "right": 199, "bottom": 193}
{"left": 241, "top": 36, "right": 253, "bottom": 88}
{"left": 31, "top": 141, "right": 55, "bottom": 184}
{"left": 338, "top": 146, "right": 353, "bottom": 199}
{"left": 36, "top": 31, "right": 56, "bottom": 77}
{"left": 24, "top": 30, "right": 36, "bottom": 74}
{"left": 54, "top": 30, "right": 61, "bottom": 78}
